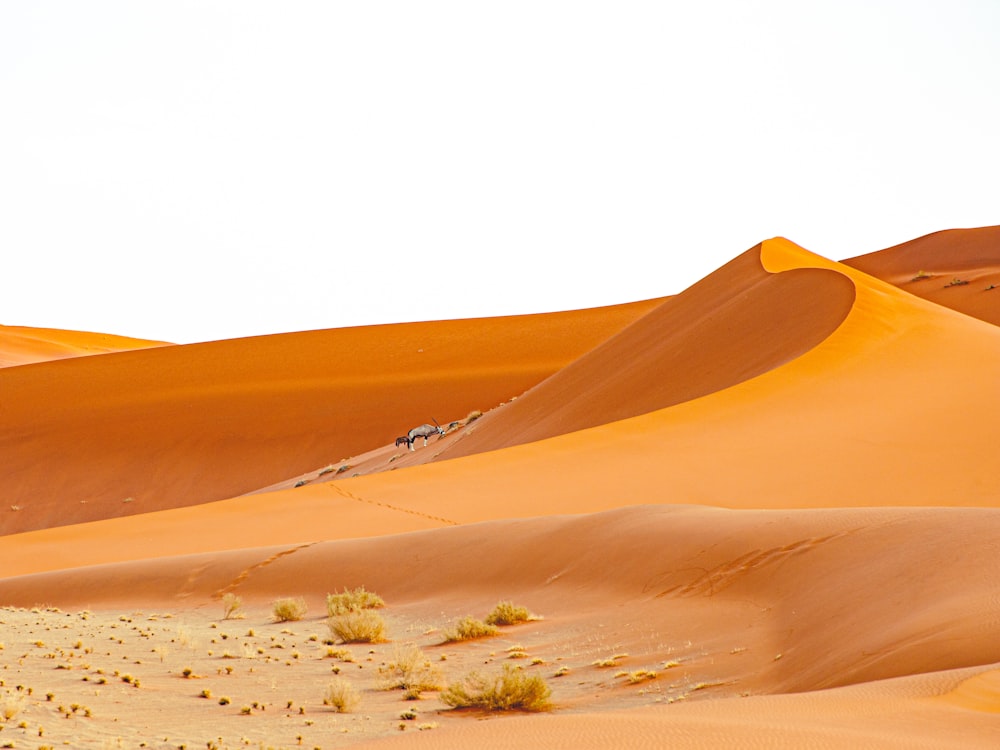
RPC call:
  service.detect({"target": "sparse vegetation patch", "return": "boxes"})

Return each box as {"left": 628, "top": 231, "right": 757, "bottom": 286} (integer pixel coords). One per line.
{"left": 376, "top": 645, "right": 443, "bottom": 695}
{"left": 323, "top": 678, "right": 360, "bottom": 713}
{"left": 271, "top": 597, "right": 308, "bottom": 623}
{"left": 441, "top": 664, "right": 552, "bottom": 712}
{"left": 442, "top": 616, "right": 498, "bottom": 643}
{"left": 326, "top": 587, "right": 385, "bottom": 616}
{"left": 221, "top": 593, "right": 244, "bottom": 621}
{"left": 328, "top": 610, "right": 388, "bottom": 644}
{"left": 485, "top": 601, "right": 537, "bottom": 627}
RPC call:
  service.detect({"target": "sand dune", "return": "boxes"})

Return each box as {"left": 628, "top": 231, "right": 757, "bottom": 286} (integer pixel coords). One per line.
{"left": 0, "top": 324, "right": 168, "bottom": 367}
{"left": 1, "top": 226, "right": 998, "bottom": 748}
{"left": 0, "top": 299, "right": 659, "bottom": 535}
{"left": 439, "top": 245, "right": 854, "bottom": 456}
{"left": 4, "top": 504, "right": 998, "bottom": 694}
{"left": 844, "top": 224, "right": 1000, "bottom": 326}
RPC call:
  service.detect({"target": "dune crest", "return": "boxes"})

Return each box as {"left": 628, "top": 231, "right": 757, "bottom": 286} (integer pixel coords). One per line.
{"left": 437, "top": 242, "right": 854, "bottom": 457}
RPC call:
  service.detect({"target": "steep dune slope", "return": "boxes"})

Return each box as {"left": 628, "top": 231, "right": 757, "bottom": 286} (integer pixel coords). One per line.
{"left": 441, "top": 245, "right": 854, "bottom": 456}
{"left": 843, "top": 225, "right": 1000, "bottom": 326}
{"left": 314, "top": 236, "right": 1000, "bottom": 513}
{"left": 0, "top": 299, "right": 660, "bottom": 535}
{"left": 0, "top": 325, "right": 168, "bottom": 367}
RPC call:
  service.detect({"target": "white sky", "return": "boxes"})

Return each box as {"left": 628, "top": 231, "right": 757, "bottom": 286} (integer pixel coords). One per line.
{"left": 1, "top": 1, "right": 998, "bottom": 344}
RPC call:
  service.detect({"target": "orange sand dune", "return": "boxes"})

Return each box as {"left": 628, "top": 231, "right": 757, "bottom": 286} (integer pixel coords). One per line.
{"left": 2, "top": 235, "right": 998, "bottom": 575}
{"left": 1, "top": 504, "right": 997, "bottom": 747}
{"left": 441, "top": 244, "right": 854, "bottom": 456}
{"left": 2, "top": 226, "right": 999, "bottom": 748}
{"left": 0, "top": 299, "right": 660, "bottom": 535}
{"left": 310, "top": 236, "right": 1000, "bottom": 511}
{"left": 3, "top": 504, "right": 999, "bottom": 692}
{"left": 363, "top": 666, "right": 1000, "bottom": 749}
{"left": 0, "top": 324, "right": 168, "bottom": 367}
{"left": 843, "top": 224, "right": 1000, "bottom": 326}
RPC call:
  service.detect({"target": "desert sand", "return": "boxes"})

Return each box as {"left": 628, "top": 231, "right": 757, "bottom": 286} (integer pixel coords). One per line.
{"left": 0, "top": 226, "right": 997, "bottom": 749}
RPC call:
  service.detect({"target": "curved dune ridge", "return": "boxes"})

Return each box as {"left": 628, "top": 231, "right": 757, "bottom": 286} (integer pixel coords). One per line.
{"left": 0, "top": 324, "right": 169, "bottom": 367}
{"left": 0, "top": 227, "right": 998, "bottom": 748}
{"left": 438, "top": 244, "right": 855, "bottom": 457}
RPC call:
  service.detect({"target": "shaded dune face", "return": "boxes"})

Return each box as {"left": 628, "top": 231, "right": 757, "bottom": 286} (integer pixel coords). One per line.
{"left": 0, "top": 301, "right": 659, "bottom": 535}
{"left": 843, "top": 225, "right": 1000, "bottom": 327}
{"left": 442, "top": 245, "right": 855, "bottom": 457}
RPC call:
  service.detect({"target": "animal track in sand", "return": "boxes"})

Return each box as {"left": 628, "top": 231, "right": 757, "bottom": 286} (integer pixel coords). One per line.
{"left": 655, "top": 531, "right": 854, "bottom": 598}
{"left": 325, "top": 484, "right": 459, "bottom": 526}
{"left": 214, "top": 542, "right": 317, "bottom": 599}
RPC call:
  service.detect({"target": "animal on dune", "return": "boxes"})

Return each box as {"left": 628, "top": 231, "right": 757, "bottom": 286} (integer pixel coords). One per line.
{"left": 406, "top": 423, "right": 445, "bottom": 451}
{"left": 395, "top": 436, "right": 412, "bottom": 448}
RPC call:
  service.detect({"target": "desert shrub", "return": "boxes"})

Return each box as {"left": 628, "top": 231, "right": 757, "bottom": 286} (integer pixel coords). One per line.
{"left": 271, "top": 597, "right": 308, "bottom": 623}
{"left": 376, "top": 645, "right": 443, "bottom": 695}
{"left": 328, "top": 610, "right": 387, "bottom": 643}
{"left": 323, "top": 678, "right": 360, "bottom": 713}
{"left": 441, "top": 616, "right": 498, "bottom": 643}
{"left": 441, "top": 664, "right": 551, "bottom": 712}
{"left": 626, "top": 669, "right": 658, "bottom": 684}
{"left": 326, "top": 586, "right": 385, "bottom": 617}
{"left": 221, "top": 593, "right": 244, "bottom": 620}
{"left": 2, "top": 692, "right": 25, "bottom": 721}
{"left": 484, "top": 601, "right": 536, "bottom": 626}
{"left": 466, "top": 410, "right": 483, "bottom": 423}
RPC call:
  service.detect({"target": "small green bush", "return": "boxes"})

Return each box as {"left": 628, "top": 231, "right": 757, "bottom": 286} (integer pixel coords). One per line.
{"left": 328, "top": 610, "right": 388, "bottom": 643}
{"left": 484, "top": 601, "right": 536, "bottom": 626}
{"left": 272, "top": 597, "right": 308, "bottom": 623}
{"left": 441, "top": 616, "right": 498, "bottom": 643}
{"left": 441, "top": 664, "right": 552, "bottom": 712}
{"left": 326, "top": 586, "right": 385, "bottom": 617}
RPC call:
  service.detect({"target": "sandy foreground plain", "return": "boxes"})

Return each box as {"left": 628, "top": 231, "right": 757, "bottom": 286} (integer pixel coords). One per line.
{"left": 0, "top": 226, "right": 998, "bottom": 749}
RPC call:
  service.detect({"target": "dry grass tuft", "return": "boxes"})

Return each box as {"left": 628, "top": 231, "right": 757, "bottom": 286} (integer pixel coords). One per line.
{"left": 484, "top": 601, "right": 537, "bottom": 626}
{"left": 271, "top": 597, "right": 308, "bottom": 623}
{"left": 2, "top": 692, "right": 26, "bottom": 721}
{"left": 626, "top": 669, "right": 658, "bottom": 684}
{"left": 376, "top": 645, "right": 444, "bottom": 695}
{"left": 441, "top": 664, "right": 552, "bottom": 712}
{"left": 221, "top": 593, "right": 244, "bottom": 620}
{"left": 442, "top": 616, "right": 498, "bottom": 643}
{"left": 328, "top": 610, "right": 388, "bottom": 644}
{"left": 323, "top": 678, "right": 360, "bottom": 713}
{"left": 326, "top": 586, "right": 385, "bottom": 617}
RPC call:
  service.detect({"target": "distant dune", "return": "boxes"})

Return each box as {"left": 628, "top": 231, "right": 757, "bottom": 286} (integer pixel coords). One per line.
{"left": 844, "top": 224, "right": 1000, "bottom": 326}
{"left": 0, "top": 227, "right": 996, "bottom": 749}
{"left": 0, "top": 324, "right": 168, "bottom": 367}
